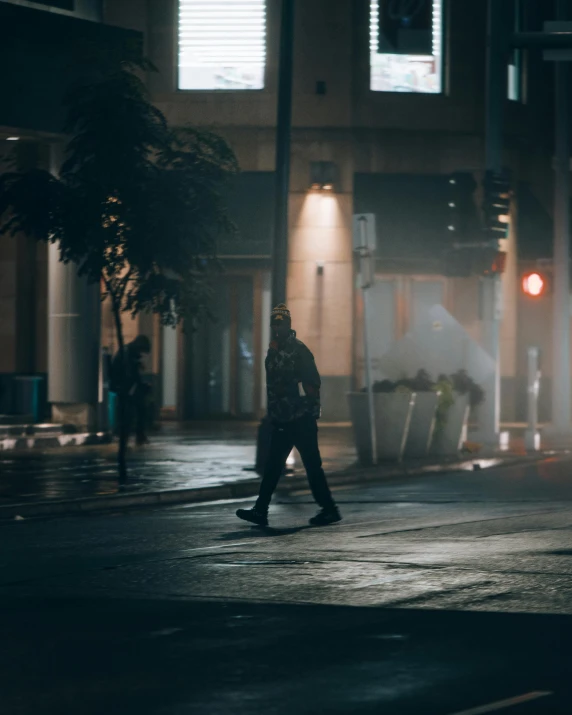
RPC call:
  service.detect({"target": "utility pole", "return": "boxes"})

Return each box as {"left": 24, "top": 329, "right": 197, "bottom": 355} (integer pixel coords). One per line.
{"left": 354, "top": 214, "right": 378, "bottom": 465}
{"left": 549, "top": 0, "right": 571, "bottom": 437}
{"left": 481, "top": 0, "right": 509, "bottom": 446}
{"left": 254, "top": 0, "right": 295, "bottom": 475}
{"left": 271, "top": 0, "right": 295, "bottom": 308}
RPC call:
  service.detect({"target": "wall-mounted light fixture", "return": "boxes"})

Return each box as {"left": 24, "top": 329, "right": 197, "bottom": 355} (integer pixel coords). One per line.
{"left": 310, "top": 161, "right": 338, "bottom": 192}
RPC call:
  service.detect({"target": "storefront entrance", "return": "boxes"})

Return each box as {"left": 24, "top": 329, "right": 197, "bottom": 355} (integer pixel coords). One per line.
{"left": 184, "top": 276, "right": 259, "bottom": 419}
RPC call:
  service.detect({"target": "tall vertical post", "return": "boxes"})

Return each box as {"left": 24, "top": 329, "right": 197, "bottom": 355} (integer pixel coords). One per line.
{"left": 481, "top": 0, "right": 508, "bottom": 446}
{"left": 550, "top": 0, "right": 571, "bottom": 436}
{"left": 48, "top": 143, "right": 101, "bottom": 431}
{"left": 524, "top": 346, "right": 540, "bottom": 451}
{"left": 358, "top": 219, "right": 377, "bottom": 465}
{"left": 254, "top": 0, "right": 295, "bottom": 474}
{"left": 271, "top": 0, "right": 295, "bottom": 308}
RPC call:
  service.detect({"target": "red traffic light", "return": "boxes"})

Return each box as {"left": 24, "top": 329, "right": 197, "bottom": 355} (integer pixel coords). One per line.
{"left": 522, "top": 272, "right": 546, "bottom": 297}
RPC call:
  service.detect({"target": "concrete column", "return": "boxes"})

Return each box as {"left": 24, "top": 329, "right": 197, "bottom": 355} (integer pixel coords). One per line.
{"left": 48, "top": 245, "right": 101, "bottom": 429}
{"left": 48, "top": 144, "right": 101, "bottom": 430}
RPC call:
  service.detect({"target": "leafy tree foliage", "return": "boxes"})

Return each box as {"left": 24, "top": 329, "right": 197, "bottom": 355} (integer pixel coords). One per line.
{"left": 0, "top": 58, "right": 238, "bottom": 481}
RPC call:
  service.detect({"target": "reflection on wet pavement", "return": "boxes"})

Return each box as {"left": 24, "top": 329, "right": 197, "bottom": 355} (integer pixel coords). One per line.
{"left": 0, "top": 424, "right": 357, "bottom": 504}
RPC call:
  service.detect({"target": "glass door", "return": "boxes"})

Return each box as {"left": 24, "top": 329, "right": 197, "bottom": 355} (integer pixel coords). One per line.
{"left": 187, "top": 276, "right": 255, "bottom": 418}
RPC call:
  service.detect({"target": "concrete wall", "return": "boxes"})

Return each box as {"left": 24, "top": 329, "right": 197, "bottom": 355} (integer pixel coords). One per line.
{"left": 0, "top": 0, "right": 555, "bottom": 421}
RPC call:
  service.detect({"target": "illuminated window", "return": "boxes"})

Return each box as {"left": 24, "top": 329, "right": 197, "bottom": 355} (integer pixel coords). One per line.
{"left": 370, "top": 0, "right": 443, "bottom": 94}
{"left": 178, "top": 0, "right": 266, "bottom": 90}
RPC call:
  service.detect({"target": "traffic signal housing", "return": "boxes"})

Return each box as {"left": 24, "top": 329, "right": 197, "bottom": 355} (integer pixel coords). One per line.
{"left": 483, "top": 169, "right": 512, "bottom": 239}
{"left": 477, "top": 247, "right": 507, "bottom": 276}
{"left": 442, "top": 170, "right": 507, "bottom": 277}
{"left": 446, "top": 172, "right": 479, "bottom": 241}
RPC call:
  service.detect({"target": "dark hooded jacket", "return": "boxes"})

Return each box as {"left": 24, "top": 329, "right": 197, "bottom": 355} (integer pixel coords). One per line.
{"left": 265, "top": 331, "right": 321, "bottom": 423}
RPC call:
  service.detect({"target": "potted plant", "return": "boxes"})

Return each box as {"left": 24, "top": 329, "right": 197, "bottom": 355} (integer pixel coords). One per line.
{"left": 431, "top": 370, "right": 484, "bottom": 456}
{"left": 397, "top": 370, "right": 441, "bottom": 459}
{"left": 347, "top": 379, "right": 416, "bottom": 464}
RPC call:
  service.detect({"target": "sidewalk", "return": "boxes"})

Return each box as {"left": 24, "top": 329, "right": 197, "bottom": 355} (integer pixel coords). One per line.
{"left": 0, "top": 422, "right": 558, "bottom": 519}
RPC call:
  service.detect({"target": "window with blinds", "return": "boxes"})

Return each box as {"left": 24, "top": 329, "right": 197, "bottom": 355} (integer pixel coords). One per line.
{"left": 178, "top": 0, "right": 266, "bottom": 90}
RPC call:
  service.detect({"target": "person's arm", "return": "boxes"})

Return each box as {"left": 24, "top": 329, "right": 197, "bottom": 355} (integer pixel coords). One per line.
{"left": 298, "top": 344, "right": 321, "bottom": 402}
{"left": 134, "top": 357, "right": 145, "bottom": 385}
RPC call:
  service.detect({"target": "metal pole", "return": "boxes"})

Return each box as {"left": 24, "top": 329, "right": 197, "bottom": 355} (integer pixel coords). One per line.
{"left": 524, "top": 346, "right": 540, "bottom": 451}
{"left": 550, "top": 0, "right": 571, "bottom": 436}
{"left": 486, "top": 0, "right": 505, "bottom": 172}
{"left": 362, "top": 287, "right": 377, "bottom": 465}
{"left": 253, "top": 0, "right": 295, "bottom": 477}
{"left": 359, "top": 221, "right": 377, "bottom": 465}
{"left": 481, "top": 0, "right": 508, "bottom": 446}
{"left": 513, "top": 31, "right": 572, "bottom": 48}
{"left": 271, "top": 0, "right": 295, "bottom": 308}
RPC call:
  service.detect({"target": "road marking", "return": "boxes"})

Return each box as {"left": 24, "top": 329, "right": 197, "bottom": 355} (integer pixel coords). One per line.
{"left": 447, "top": 691, "right": 553, "bottom": 715}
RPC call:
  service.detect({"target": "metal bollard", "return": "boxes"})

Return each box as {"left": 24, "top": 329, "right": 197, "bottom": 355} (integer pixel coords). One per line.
{"left": 524, "top": 346, "right": 541, "bottom": 451}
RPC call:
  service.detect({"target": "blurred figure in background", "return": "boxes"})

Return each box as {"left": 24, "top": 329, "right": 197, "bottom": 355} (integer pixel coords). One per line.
{"left": 110, "top": 335, "right": 152, "bottom": 446}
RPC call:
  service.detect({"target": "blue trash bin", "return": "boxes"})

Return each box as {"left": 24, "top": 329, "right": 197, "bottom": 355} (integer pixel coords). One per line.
{"left": 13, "top": 375, "right": 46, "bottom": 423}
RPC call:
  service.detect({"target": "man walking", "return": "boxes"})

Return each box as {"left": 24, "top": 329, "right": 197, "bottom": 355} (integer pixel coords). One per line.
{"left": 237, "top": 304, "right": 341, "bottom": 527}
{"left": 110, "top": 335, "right": 152, "bottom": 446}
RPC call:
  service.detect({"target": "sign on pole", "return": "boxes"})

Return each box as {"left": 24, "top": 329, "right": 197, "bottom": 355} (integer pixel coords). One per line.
{"left": 352, "top": 213, "right": 376, "bottom": 251}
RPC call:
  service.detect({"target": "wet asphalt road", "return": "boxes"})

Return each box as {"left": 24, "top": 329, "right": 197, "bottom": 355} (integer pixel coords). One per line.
{"left": 2, "top": 456, "right": 572, "bottom": 713}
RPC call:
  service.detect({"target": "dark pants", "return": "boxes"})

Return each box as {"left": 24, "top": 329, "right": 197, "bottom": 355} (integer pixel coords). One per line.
{"left": 131, "top": 389, "right": 148, "bottom": 444}
{"left": 255, "top": 415, "right": 335, "bottom": 512}
{"left": 116, "top": 387, "right": 149, "bottom": 444}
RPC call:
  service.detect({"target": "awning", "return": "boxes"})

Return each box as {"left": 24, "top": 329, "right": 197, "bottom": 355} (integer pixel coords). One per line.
{"left": 0, "top": 3, "right": 142, "bottom": 134}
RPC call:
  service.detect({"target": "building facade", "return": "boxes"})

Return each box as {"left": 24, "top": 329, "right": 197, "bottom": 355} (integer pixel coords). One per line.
{"left": 0, "top": 0, "right": 560, "bottom": 425}
{"left": 0, "top": 0, "right": 140, "bottom": 424}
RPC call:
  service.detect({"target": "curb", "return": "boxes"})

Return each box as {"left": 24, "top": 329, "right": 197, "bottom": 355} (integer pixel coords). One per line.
{"left": 0, "top": 453, "right": 541, "bottom": 521}
{"left": 0, "top": 431, "right": 112, "bottom": 452}
{"left": 1, "top": 479, "right": 262, "bottom": 520}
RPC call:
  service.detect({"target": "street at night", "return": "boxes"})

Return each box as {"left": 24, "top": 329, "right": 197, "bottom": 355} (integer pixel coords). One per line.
{"left": 3, "top": 0, "right": 572, "bottom": 712}
{"left": 2, "top": 457, "right": 572, "bottom": 714}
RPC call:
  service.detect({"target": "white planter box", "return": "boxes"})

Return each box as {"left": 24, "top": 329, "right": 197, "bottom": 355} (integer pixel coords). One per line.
{"left": 404, "top": 391, "right": 439, "bottom": 458}
{"left": 347, "top": 391, "right": 416, "bottom": 464}
{"left": 431, "top": 392, "right": 470, "bottom": 456}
